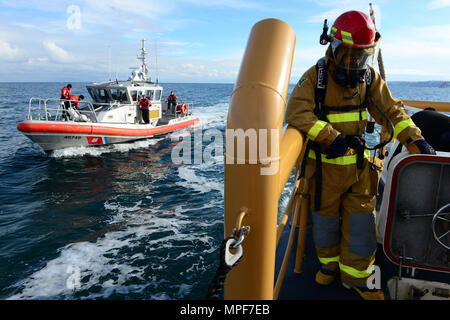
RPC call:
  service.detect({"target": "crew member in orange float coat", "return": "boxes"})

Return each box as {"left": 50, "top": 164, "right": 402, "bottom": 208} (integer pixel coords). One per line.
{"left": 69, "top": 94, "right": 84, "bottom": 109}
{"left": 61, "top": 84, "right": 72, "bottom": 100}
{"left": 138, "top": 95, "right": 151, "bottom": 124}
{"left": 167, "top": 91, "right": 178, "bottom": 112}
{"left": 61, "top": 84, "right": 72, "bottom": 120}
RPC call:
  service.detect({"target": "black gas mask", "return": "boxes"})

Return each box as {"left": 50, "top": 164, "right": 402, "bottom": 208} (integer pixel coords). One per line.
{"left": 330, "top": 38, "right": 374, "bottom": 88}
{"left": 332, "top": 67, "right": 367, "bottom": 88}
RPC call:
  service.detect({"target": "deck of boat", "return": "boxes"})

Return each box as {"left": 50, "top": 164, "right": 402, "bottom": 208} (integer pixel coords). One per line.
{"left": 157, "top": 111, "right": 185, "bottom": 125}
{"left": 275, "top": 210, "right": 450, "bottom": 300}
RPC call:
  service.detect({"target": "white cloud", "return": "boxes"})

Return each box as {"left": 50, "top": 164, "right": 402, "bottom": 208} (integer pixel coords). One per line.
{"left": 77, "top": 0, "right": 173, "bottom": 30}
{"left": 288, "top": 46, "right": 331, "bottom": 83}
{"left": 27, "top": 57, "right": 49, "bottom": 65}
{"left": 184, "top": 0, "right": 265, "bottom": 10}
{"left": 380, "top": 33, "right": 450, "bottom": 79}
{"left": 81, "top": 0, "right": 166, "bottom": 19}
{"left": 42, "top": 41, "right": 74, "bottom": 64}
{"left": 410, "top": 24, "right": 450, "bottom": 42}
{"left": 307, "top": 8, "right": 347, "bottom": 23}
{"left": 160, "top": 41, "right": 190, "bottom": 47}
{"left": 153, "top": 48, "right": 242, "bottom": 82}
{"left": 427, "top": 0, "right": 450, "bottom": 9}
{"left": 306, "top": 2, "right": 381, "bottom": 29}
{"left": 307, "top": 0, "right": 374, "bottom": 7}
{"left": 0, "top": 40, "right": 23, "bottom": 62}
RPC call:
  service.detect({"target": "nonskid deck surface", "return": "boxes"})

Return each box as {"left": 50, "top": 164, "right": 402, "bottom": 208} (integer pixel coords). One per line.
{"left": 275, "top": 211, "right": 450, "bottom": 300}
{"left": 158, "top": 112, "right": 182, "bottom": 125}
{"left": 275, "top": 212, "right": 368, "bottom": 300}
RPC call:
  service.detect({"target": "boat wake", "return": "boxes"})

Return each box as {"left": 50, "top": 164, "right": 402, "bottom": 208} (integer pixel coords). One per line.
{"left": 49, "top": 137, "right": 165, "bottom": 159}
{"left": 6, "top": 86, "right": 229, "bottom": 300}
{"left": 7, "top": 197, "right": 222, "bottom": 300}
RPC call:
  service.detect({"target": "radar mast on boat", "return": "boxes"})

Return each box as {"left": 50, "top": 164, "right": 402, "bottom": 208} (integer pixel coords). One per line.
{"left": 130, "top": 38, "right": 150, "bottom": 82}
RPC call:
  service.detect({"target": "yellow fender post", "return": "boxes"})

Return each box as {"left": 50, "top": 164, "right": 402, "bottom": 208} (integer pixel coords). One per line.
{"left": 224, "top": 18, "right": 299, "bottom": 300}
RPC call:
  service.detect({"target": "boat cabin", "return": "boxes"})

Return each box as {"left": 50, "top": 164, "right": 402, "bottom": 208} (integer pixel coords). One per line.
{"left": 86, "top": 81, "right": 164, "bottom": 125}
{"left": 87, "top": 81, "right": 163, "bottom": 105}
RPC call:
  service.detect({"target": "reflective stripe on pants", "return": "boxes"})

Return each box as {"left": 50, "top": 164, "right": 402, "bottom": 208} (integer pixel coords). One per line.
{"left": 308, "top": 159, "right": 378, "bottom": 285}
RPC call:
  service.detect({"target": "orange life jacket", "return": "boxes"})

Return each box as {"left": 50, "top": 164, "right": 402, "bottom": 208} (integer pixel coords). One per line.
{"left": 61, "top": 87, "right": 71, "bottom": 99}
{"left": 139, "top": 98, "right": 151, "bottom": 110}
{"left": 70, "top": 95, "right": 81, "bottom": 109}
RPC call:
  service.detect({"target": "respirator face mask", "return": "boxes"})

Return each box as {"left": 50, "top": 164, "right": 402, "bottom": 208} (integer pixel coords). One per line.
{"left": 331, "top": 38, "right": 374, "bottom": 88}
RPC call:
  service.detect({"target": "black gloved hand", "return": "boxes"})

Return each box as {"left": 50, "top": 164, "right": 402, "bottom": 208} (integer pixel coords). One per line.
{"left": 325, "top": 134, "right": 348, "bottom": 159}
{"left": 407, "top": 139, "right": 436, "bottom": 155}
{"left": 345, "top": 135, "right": 365, "bottom": 150}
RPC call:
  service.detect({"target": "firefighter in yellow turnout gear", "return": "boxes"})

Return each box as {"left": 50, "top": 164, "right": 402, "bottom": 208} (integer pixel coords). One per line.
{"left": 285, "top": 11, "right": 436, "bottom": 300}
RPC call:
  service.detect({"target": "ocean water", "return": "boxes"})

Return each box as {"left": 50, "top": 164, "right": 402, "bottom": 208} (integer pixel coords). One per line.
{"left": 0, "top": 82, "right": 449, "bottom": 300}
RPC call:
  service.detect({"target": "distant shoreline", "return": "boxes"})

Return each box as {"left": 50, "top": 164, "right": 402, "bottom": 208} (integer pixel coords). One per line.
{"left": 1, "top": 81, "right": 449, "bottom": 88}
{"left": 386, "top": 81, "right": 450, "bottom": 88}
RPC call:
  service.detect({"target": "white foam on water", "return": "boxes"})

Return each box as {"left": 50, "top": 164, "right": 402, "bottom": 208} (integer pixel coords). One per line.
{"left": 48, "top": 101, "right": 228, "bottom": 159}
{"left": 7, "top": 235, "right": 142, "bottom": 300}
{"left": 176, "top": 166, "right": 224, "bottom": 195}
{"left": 8, "top": 97, "right": 228, "bottom": 300}
{"left": 194, "top": 102, "right": 228, "bottom": 130}
{"left": 50, "top": 137, "right": 164, "bottom": 159}
{"left": 103, "top": 200, "right": 143, "bottom": 225}
{"left": 7, "top": 198, "right": 221, "bottom": 300}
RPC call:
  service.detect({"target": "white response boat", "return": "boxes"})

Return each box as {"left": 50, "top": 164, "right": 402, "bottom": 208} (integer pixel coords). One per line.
{"left": 17, "top": 39, "right": 200, "bottom": 153}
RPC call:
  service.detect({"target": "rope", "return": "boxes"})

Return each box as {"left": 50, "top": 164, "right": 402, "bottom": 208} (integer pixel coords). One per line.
{"left": 205, "top": 236, "right": 243, "bottom": 300}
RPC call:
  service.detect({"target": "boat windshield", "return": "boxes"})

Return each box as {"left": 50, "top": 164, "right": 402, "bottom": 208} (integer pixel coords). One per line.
{"left": 110, "top": 88, "right": 129, "bottom": 103}
{"left": 145, "top": 90, "right": 154, "bottom": 101}
{"left": 88, "top": 88, "right": 111, "bottom": 103}
{"left": 130, "top": 90, "right": 139, "bottom": 102}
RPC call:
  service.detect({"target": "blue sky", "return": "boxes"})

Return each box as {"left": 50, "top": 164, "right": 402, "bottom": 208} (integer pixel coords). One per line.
{"left": 1, "top": 0, "right": 450, "bottom": 83}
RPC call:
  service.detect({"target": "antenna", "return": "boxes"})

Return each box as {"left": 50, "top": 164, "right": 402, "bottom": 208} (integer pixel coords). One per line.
{"left": 114, "top": 60, "right": 118, "bottom": 83}
{"left": 108, "top": 45, "right": 112, "bottom": 81}
{"left": 155, "top": 39, "right": 159, "bottom": 84}
{"left": 137, "top": 38, "right": 148, "bottom": 81}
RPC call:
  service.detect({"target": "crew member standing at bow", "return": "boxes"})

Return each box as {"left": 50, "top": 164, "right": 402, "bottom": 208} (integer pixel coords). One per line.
{"left": 285, "top": 10, "right": 435, "bottom": 300}
{"left": 61, "top": 84, "right": 72, "bottom": 100}
{"left": 139, "top": 94, "right": 151, "bottom": 124}
{"left": 167, "top": 91, "right": 178, "bottom": 113}
{"left": 61, "top": 84, "right": 72, "bottom": 120}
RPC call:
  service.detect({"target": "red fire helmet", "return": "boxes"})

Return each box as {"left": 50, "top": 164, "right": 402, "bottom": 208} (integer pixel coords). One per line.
{"left": 330, "top": 10, "right": 379, "bottom": 48}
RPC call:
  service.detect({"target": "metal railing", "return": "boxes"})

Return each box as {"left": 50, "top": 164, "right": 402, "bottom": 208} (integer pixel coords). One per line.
{"left": 163, "top": 101, "right": 194, "bottom": 118}
{"left": 27, "top": 98, "right": 99, "bottom": 123}
{"left": 174, "top": 102, "right": 194, "bottom": 118}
